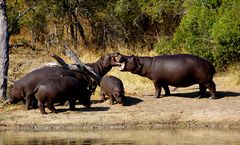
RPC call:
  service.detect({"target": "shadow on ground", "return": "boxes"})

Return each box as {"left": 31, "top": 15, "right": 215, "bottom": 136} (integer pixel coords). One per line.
{"left": 170, "top": 91, "right": 240, "bottom": 99}
{"left": 91, "top": 96, "right": 143, "bottom": 107}
{"left": 123, "top": 96, "right": 143, "bottom": 106}
{"left": 56, "top": 106, "right": 110, "bottom": 113}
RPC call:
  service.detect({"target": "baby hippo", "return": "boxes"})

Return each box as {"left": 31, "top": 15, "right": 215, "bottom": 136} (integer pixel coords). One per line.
{"left": 100, "top": 75, "right": 125, "bottom": 105}
{"left": 34, "top": 76, "right": 91, "bottom": 114}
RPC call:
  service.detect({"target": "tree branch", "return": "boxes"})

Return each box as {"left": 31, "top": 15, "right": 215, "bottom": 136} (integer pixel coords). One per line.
{"left": 63, "top": 44, "right": 101, "bottom": 84}
{"left": 50, "top": 47, "right": 101, "bottom": 86}
{"left": 9, "top": 7, "right": 34, "bottom": 35}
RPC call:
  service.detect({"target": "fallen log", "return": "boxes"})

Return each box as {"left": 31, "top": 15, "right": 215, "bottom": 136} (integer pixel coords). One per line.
{"left": 63, "top": 44, "right": 101, "bottom": 84}
{"left": 50, "top": 45, "right": 101, "bottom": 86}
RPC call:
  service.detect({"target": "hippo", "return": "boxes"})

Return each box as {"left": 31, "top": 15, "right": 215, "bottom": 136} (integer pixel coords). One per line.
{"left": 9, "top": 52, "right": 121, "bottom": 109}
{"left": 34, "top": 76, "right": 91, "bottom": 114}
{"left": 100, "top": 75, "right": 125, "bottom": 105}
{"left": 9, "top": 67, "right": 91, "bottom": 109}
{"left": 116, "top": 54, "right": 216, "bottom": 99}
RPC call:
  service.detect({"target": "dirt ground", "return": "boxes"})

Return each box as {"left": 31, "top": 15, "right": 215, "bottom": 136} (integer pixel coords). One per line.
{"left": 0, "top": 74, "right": 239, "bottom": 131}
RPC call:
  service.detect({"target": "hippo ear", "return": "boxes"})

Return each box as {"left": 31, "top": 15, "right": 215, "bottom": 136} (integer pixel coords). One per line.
{"left": 128, "top": 57, "right": 134, "bottom": 62}
{"left": 133, "top": 57, "right": 142, "bottom": 67}
{"left": 133, "top": 57, "right": 139, "bottom": 63}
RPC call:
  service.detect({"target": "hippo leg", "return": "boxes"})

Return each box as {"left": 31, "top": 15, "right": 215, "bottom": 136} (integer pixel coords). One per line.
{"left": 31, "top": 98, "right": 38, "bottom": 109}
{"left": 196, "top": 84, "right": 207, "bottom": 99}
{"left": 81, "top": 98, "right": 91, "bottom": 108}
{"left": 26, "top": 94, "right": 33, "bottom": 110}
{"left": 208, "top": 81, "right": 216, "bottom": 99}
{"left": 38, "top": 101, "right": 47, "bottom": 114}
{"left": 163, "top": 84, "right": 170, "bottom": 96}
{"left": 153, "top": 81, "right": 162, "bottom": 98}
{"left": 109, "top": 96, "right": 115, "bottom": 105}
{"left": 68, "top": 99, "right": 76, "bottom": 111}
{"left": 46, "top": 102, "right": 57, "bottom": 113}
{"left": 100, "top": 90, "right": 106, "bottom": 102}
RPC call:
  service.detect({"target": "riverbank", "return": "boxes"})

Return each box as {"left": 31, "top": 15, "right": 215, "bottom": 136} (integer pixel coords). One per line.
{"left": 0, "top": 74, "right": 240, "bottom": 131}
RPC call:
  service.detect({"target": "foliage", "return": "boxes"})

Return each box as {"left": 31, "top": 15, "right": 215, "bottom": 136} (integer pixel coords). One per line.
{"left": 211, "top": 0, "right": 240, "bottom": 68}
{"left": 155, "top": 0, "right": 240, "bottom": 70}
{"left": 7, "top": 0, "right": 183, "bottom": 49}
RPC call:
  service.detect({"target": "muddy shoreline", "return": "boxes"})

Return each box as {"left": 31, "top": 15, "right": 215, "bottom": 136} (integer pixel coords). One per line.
{"left": 1, "top": 121, "right": 240, "bottom": 132}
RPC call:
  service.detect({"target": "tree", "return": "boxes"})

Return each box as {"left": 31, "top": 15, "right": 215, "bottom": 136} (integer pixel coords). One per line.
{"left": 0, "top": 0, "right": 9, "bottom": 101}
{"left": 0, "top": 1, "right": 33, "bottom": 101}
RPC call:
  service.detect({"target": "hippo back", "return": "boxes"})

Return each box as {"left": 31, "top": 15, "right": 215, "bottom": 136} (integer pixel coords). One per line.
{"left": 150, "top": 54, "right": 215, "bottom": 87}
{"left": 100, "top": 75, "right": 124, "bottom": 95}
{"left": 9, "top": 67, "right": 88, "bottom": 103}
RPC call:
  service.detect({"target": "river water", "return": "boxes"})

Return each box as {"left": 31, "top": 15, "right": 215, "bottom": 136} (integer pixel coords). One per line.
{"left": 0, "top": 129, "right": 240, "bottom": 145}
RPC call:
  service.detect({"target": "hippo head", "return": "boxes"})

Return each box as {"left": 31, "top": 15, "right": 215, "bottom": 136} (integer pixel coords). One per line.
{"left": 79, "top": 86, "right": 93, "bottom": 108}
{"left": 9, "top": 85, "right": 25, "bottom": 104}
{"left": 117, "top": 55, "right": 142, "bottom": 74}
{"left": 101, "top": 52, "right": 122, "bottom": 67}
{"left": 113, "top": 88, "right": 125, "bottom": 105}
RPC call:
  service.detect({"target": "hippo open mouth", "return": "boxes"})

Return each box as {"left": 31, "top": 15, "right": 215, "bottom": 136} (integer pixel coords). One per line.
{"left": 112, "top": 56, "right": 122, "bottom": 67}
{"left": 119, "top": 62, "right": 126, "bottom": 71}
{"left": 112, "top": 53, "right": 127, "bottom": 71}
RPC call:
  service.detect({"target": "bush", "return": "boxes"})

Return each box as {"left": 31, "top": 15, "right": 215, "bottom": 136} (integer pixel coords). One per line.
{"left": 154, "top": 0, "right": 240, "bottom": 71}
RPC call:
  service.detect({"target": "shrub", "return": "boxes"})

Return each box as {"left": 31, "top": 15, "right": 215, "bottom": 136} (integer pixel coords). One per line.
{"left": 154, "top": 0, "right": 240, "bottom": 71}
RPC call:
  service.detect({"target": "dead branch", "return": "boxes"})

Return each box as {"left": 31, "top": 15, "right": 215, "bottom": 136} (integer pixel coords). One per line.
{"left": 50, "top": 54, "right": 70, "bottom": 69}
{"left": 63, "top": 44, "right": 101, "bottom": 84}
{"left": 50, "top": 51, "right": 101, "bottom": 86}
{"left": 50, "top": 53, "right": 79, "bottom": 70}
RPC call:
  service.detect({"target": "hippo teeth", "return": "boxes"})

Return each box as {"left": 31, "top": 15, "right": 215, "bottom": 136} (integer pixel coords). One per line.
{"left": 119, "top": 62, "right": 125, "bottom": 71}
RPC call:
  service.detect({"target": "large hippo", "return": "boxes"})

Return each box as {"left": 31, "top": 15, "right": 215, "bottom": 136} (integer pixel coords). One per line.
{"left": 100, "top": 75, "right": 125, "bottom": 105}
{"left": 9, "top": 67, "right": 91, "bottom": 109}
{"left": 116, "top": 54, "right": 216, "bottom": 99}
{"left": 35, "top": 76, "right": 91, "bottom": 114}
{"left": 9, "top": 52, "right": 121, "bottom": 109}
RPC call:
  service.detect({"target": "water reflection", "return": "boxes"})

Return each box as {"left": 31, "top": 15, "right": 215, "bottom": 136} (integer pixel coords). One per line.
{"left": 1, "top": 129, "right": 240, "bottom": 145}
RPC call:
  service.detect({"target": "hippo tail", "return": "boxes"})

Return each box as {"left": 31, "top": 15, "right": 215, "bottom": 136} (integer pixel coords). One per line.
{"left": 210, "top": 64, "right": 216, "bottom": 75}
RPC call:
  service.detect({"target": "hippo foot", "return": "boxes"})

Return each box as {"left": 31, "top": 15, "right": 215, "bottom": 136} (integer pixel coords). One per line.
{"left": 40, "top": 112, "right": 48, "bottom": 115}
{"left": 32, "top": 106, "right": 38, "bottom": 109}
{"left": 83, "top": 104, "right": 91, "bottom": 108}
{"left": 209, "top": 96, "right": 215, "bottom": 99}
{"left": 64, "top": 101, "right": 69, "bottom": 106}
{"left": 153, "top": 94, "right": 162, "bottom": 99}
{"left": 70, "top": 108, "right": 76, "bottom": 111}
{"left": 100, "top": 99, "right": 106, "bottom": 102}
{"left": 109, "top": 101, "right": 115, "bottom": 105}
{"left": 163, "top": 93, "right": 170, "bottom": 97}
{"left": 195, "top": 95, "right": 202, "bottom": 99}
{"left": 51, "top": 110, "right": 58, "bottom": 113}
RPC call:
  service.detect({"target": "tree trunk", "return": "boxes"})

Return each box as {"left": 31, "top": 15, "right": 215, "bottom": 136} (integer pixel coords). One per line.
{"left": 0, "top": 0, "right": 9, "bottom": 101}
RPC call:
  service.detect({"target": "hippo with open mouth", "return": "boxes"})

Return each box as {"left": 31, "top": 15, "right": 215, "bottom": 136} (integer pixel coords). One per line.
{"left": 115, "top": 53, "right": 216, "bottom": 99}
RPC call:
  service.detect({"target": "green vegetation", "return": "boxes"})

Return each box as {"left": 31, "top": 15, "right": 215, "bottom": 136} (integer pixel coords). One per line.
{"left": 155, "top": 0, "right": 240, "bottom": 70}
{"left": 7, "top": 0, "right": 240, "bottom": 71}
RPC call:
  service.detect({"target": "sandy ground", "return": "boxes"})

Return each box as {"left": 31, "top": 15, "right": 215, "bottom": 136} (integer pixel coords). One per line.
{"left": 0, "top": 75, "right": 239, "bottom": 131}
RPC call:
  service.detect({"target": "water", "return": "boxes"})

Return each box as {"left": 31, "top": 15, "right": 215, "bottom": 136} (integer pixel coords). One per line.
{"left": 0, "top": 129, "right": 240, "bottom": 145}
